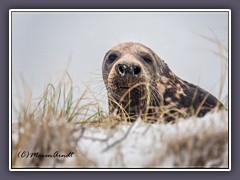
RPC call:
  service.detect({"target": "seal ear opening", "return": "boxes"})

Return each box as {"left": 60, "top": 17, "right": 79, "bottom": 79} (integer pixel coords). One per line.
{"left": 152, "top": 53, "right": 172, "bottom": 78}
{"left": 152, "top": 52, "right": 165, "bottom": 68}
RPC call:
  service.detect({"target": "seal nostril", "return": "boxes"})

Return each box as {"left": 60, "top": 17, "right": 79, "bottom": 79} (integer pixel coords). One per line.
{"left": 119, "top": 66, "right": 124, "bottom": 74}
{"left": 118, "top": 64, "right": 125, "bottom": 76}
{"left": 134, "top": 66, "right": 141, "bottom": 75}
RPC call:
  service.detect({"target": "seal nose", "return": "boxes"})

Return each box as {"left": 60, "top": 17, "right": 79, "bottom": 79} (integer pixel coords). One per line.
{"left": 117, "top": 64, "right": 141, "bottom": 76}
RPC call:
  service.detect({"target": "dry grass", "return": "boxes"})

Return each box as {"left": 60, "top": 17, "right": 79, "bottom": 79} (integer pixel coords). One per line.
{"left": 194, "top": 27, "right": 228, "bottom": 106}
{"left": 148, "top": 114, "right": 228, "bottom": 168}
{"left": 12, "top": 74, "right": 98, "bottom": 168}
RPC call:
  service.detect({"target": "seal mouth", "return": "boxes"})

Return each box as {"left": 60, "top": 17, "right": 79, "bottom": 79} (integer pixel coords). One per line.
{"left": 119, "top": 86, "right": 130, "bottom": 89}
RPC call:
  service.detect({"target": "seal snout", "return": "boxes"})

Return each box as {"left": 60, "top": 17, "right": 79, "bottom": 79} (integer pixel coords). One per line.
{"left": 116, "top": 63, "right": 141, "bottom": 77}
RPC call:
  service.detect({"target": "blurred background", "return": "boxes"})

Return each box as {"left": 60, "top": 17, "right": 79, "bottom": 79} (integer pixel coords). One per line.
{"left": 12, "top": 10, "right": 229, "bottom": 113}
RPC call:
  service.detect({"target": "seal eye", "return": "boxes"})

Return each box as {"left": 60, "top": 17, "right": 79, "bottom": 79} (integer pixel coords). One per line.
{"left": 142, "top": 56, "right": 152, "bottom": 64}
{"left": 108, "top": 54, "right": 118, "bottom": 64}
